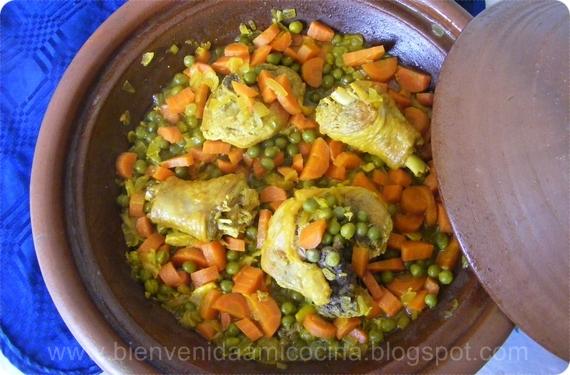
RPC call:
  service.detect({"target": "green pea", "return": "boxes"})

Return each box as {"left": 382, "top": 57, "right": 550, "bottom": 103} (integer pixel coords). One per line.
{"left": 438, "top": 270, "right": 454, "bottom": 285}
{"left": 168, "top": 85, "right": 183, "bottom": 97}
{"left": 144, "top": 279, "right": 159, "bottom": 295}
{"left": 286, "top": 144, "right": 299, "bottom": 157}
{"left": 332, "top": 68, "right": 343, "bottom": 80}
{"left": 397, "top": 314, "right": 410, "bottom": 329}
{"left": 156, "top": 249, "right": 169, "bottom": 265}
{"left": 425, "top": 294, "right": 438, "bottom": 309}
{"left": 226, "top": 261, "right": 240, "bottom": 275}
{"left": 186, "top": 115, "right": 199, "bottom": 128}
{"left": 309, "top": 92, "right": 321, "bottom": 103}
{"left": 288, "top": 20, "right": 303, "bottom": 34}
{"left": 367, "top": 226, "right": 381, "bottom": 242}
{"left": 226, "top": 323, "right": 240, "bottom": 336}
{"left": 182, "top": 261, "right": 197, "bottom": 274}
{"left": 381, "top": 318, "right": 396, "bottom": 332}
{"left": 173, "top": 72, "right": 188, "bottom": 86}
{"left": 245, "top": 226, "right": 258, "bottom": 240}
{"left": 183, "top": 55, "right": 195, "bottom": 67}
{"left": 302, "top": 180, "right": 314, "bottom": 188}
{"left": 260, "top": 157, "right": 275, "bottom": 171}
{"left": 282, "top": 314, "right": 296, "bottom": 328}
{"left": 410, "top": 263, "right": 425, "bottom": 278}
{"left": 246, "top": 145, "right": 261, "bottom": 158}
{"left": 116, "top": 194, "right": 129, "bottom": 207}
{"left": 369, "top": 329, "right": 383, "bottom": 344}
{"left": 290, "top": 63, "right": 300, "bottom": 72}
{"left": 290, "top": 290, "right": 305, "bottom": 302}
{"left": 325, "top": 53, "right": 335, "bottom": 65}
{"left": 274, "top": 136, "right": 288, "bottom": 149}
{"left": 334, "top": 56, "right": 344, "bottom": 67}
{"left": 220, "top": 279, "right": 234, "bottom": 293}
{"left": 315, "top": 207, "right": 333, "bottom": 220}
{"left": 281, "top": 55, "right": 294, "bottom": 66}
{"left": 356, "top": 222, "right": 369, "bottom": 237}
{"left": 262, "top": 139, "right": 275, "bottom": 148}
{"left": 435, "top": 232, "right": 449, "bottom": 250}
{"left": 325, "top": 251, "right": 341, "bottom": 267}
{"left": 226, "top": 250, "right": 240, "bottom": 261}
{"left": 340, "top": 74, "right": 354, "bottom": 85}
{"left": 333, "top": 206, "right": 345, "bottom": 220}
{"left": 380, "top": 271, "right": 394, "bottom": 284}
{"left": 321, "top": 74, "right": 335, "bottom": 89}
{"left": 266, "top": 52, "right": 282, "bottom": 65}
{"left": 340, "top": 223, "right": 356, "bottom": 239}
{"left": 263, "top": 146, "right": 278, "bottom": 158}
{"left": 303, "top": 198, "right": 319, "bottom": 213}
{"left": 332, "top": 46, "right": 347, "bottom": 57}
{"left": 324, "top": 195, "right": 336, "bottom": 207}
{"left": 427, "top": 264, "right": 441, "bottom": 278}
{"left": 342, "top": 66, "right": 355, "bottom": 74}
{"left": 322, "top": 233, "right": 333, "bottom": 245}
{"left": 306, "top": 249, "right": 320, "bottom": 262}
{"left": 243, "top": 70, "right": 258, "bottom": 85}
{"left": 352, "top": 71, "right": 365, "bottom": 81}
{"left": 190, "top": 135, "right": 204, "bottom": 147}
{"left": 300, "top": 329, "right": 314, "bottom": 342}
{"left": 302, "top": 130, "right": 317, "bottom": 143}
{"left": 288, "top": 131, "right": 301, "bottom": 144}
{"left": 328, "top": 219, "right": 341, "bottom": 235}
{"left": 281, "top": 301, "right": 296, "bottom": 315}
{"left": 356, "top": 210, "right": 369, "bottom": 222}
{"left": 224, "top": 337, "right": 240, "bottom": 347}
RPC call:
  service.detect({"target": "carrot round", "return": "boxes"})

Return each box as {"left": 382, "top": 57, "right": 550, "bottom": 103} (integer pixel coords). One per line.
{"left": 307, "top": 21, "right": 335, "bottom": 42}
{"left": 303, "top": 313, "right": 336, "bottom": 339}
{"left": 334, "top": 317, "right": 361, "bottom": 339}
{"left": 302, "top": 56, "right": 324, "bottom": 88}
{"left": 299, "top": 219, "right": 327, "bottom": 249}
{"left": 171, "top": 247, "right": 209, "bottom": 268}
{"left": 259, "top": 185, "right": 288, "bottom": 203}
{"left": 191, "top": 266, "right": 220, "bottom": 287}
{"left": 334, "top": 152, "right": 362, "bottom": 169}
{"left": 271, "top": 31, "right": 292, "bottom": 51}
{"left": 418, "top": 186, "right": 437, "bottom": 226}
{"left": 159, "top": 262, "right": 187, "bottom": 288}
{"left": 256, "top": 209, "right": 272, "bottom": 248}
{"left": 212, "top": 293, "right": 251, "bottom": 319}
{"left": 395, "top": 66, "right": 432, "bottom": 93}
{"left": 404, "top": 106, "right": 430, "bottom": 134}
{"left": 253, "top": 23, "right": 281, "bottom": 47}
{"left": 401, "top": 186, "right": 429, "bottom": 214}
{"left": 401, "top": 241, "right": 434, "bottom": 261}
{"left": 200, "top": 241, "right": 227, "bottom": 271}
{"left": 351, "top": 245, "right": 369, "bottom": 278}
{"left": 300, "top": 137, "right": 330, "bottom": 180}
{"left": 368, "top": 258, "right": 405, "bottom": 272}
{"left": 200, "top": 289, "right": 222, "bottom": 320}
{"left": 128, "top": 192, "right": 145, "bottom": 218}
{"left": 388, "top": 89, "right": 412, "bottom": 108}
{"left": 135, "top": 216, "right": 154, "bottom": 238}
{"left": 232, "top": 266, "right": 264, "bottom": 294}
{"left": 343, "top": 45, "right": 385, "bottom": 67}
{"left": 251, "top": 45, "right": 272, "bottom": 67}
{"left": 416, "top": 92, "right": 434, "bottom": 107}
{"left": 137, "top": 232, "right": 164, "bottom": 253}
{"left": 235, "top": 318, "right": 264, "bottom": 341}
{"left": 362, "top": 57, "right": 398, "bottom": 82}
{"left": 388, "top": 169, "right": 412, "bottom": 186}
{"left": 372, "top": 170, "right": 390, "bottom": 186}
{"left": 116, "top": 152, "right": 137, "bottom": 178}
{"left": 394, "top": 213, "right": 424, "bottom": 233}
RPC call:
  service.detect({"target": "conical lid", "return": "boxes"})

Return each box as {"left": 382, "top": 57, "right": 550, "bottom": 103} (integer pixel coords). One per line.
{"left": 431, "top": 0, "right": 569, "bottom": 360}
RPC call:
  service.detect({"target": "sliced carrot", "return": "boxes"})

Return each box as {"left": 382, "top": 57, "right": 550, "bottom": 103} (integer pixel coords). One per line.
{"left": 299, "top": 219, "right": 327, "bottom": 249}
{"left": 424, "top": 170, "right": 438, "bottom": 193}
{"left": 256, "top": 209, "right": 272, "bottom": 248}
{"left": 278, "top": 166, "right": 298, "bottom": 181}
{"left": 224, "top": 42, "right": 249, "bottom": 58}
{"left": 221, "top": 236, "right": 245, "bottom": 252}
{"left": 290, "top": 113, "right": 317, "bottom": 130}
{"left": 253, "top": 23, "right": 281, "bottom": 47}
{"left": 387, "top": 233, "right": 406, "bottom": 249}
{"left": 116, "top": 152, "right": 137, "bottom": 178}
{"left": 150, "top": 165, "right": 175, "bottom": 181}
{"left": 195, "top": 48, "right": 211, "bottom": 63}
{"left": 334, "top": 152, "right": 362, "bottom": 169}
{"left": 158, "top": 126, "right": 184, "bottom": 144}
{"left": 270, "top": 31, "right": 292, "bottom": 51}
{"left": 191, "top": 266, "right": 220, "bottom": 287}
{"left": 334, "top": 317, "right": 361, "bottom": 339}
{"left": 416, "top": 92, "right": 434, "bottom": 107}
{"left": 259, "top": 185, "right": 288, "bottom": 203}
{"left": 292, "top": 154, "right": 304, "bottom": 173}
{"left": 377, "top": 289, "right": 403, "bottom": 317}
{"left": 200, "top": 241, "right": 227, "bottom": 271}
{"left": 135, "top": 216, "right": 154, "bottom": 238}
{"left": 235, "top": 318, "right": 264, "bottom": 341}
{"left": 401, "top": 241, "right": 434, "bottom": 261}
{"left": 436, "top": 237, "right": 460, "bottom": 270}
{"left": 161, "top": 153, "right": 194, "bottom": 169}
{"left": 245, "top": 292, "right": 281, "bottom": 337}
{"left": 159, "top": 262, "right": 188, "bottom": 288}
{"left": 386, "top": 275, "right": 426, "bottom": 297}
{"left": 395, "top": 66, "right": 432, "bottom": 93}
{"left": 302, "top": 57, "right": 324, "bottom": 88}
{"left": 418, "top": 186, "right": 437, "bottom": 226}
{"left": 401, "top": 186, "right": 428, "bottom": 214}
{"left": 329, "top": 140, "right": 345, "bottom": 160}
{"left": 352, "top": 171, "right": 378, "bottom": 192}
{"left": 368, "top": 258, "right": 405, "bottom": 272}
{"left": 232, "top": 81, "right": 259, "bottom": 97}
{"left": 220, "top": 312, "right": 232, "bottom": 330}
{"left": 352, "top": 245, "right": 369, "bottom": 278}
{"left": 296, "top": 42, "right": 321, "bottom": 63}
{"left": 196, "top": 320, "right": 221, "bottom": 341}
{"left": 361, "top": 271, "right": 385, "bottom": 299}
{"left": 300, "top": 137, "right": 330, "bottom": 180}
{"left": 251, "top": 45, "right": 272, "bottom": 67}
{"left": 274, "top": 74, "right": 302, "bottom": 115}
{"left": 257, "top": 70, "right": 277, "bottom": 104}
{"left": 307, "top": 21, "right": 335, "bottom": 42}
{"left": 232, "top": 266, "right": 264, "bottom": 294}
{"left": 388, "top": 89, "right": 412, "bottom": 108}
{"left": 217, "top": 159, "right": 239, "bottom": 173}
{"left": 298, "top": 142, "right": 312, "bottom": 157}
{"left": 202, "top": 140, "right": 231, "bottom": 155}
{"left": 165, "top": 87, "right": 195, "bottom": 114}
{"left": 129, "top": 192, "right": 145, "bottom": 218}
{"left": 394, "top": 213, "right": 424, "bottom": 233}
{"left": 303, "top": 313, "right": 336, "bottom": 339}
{"left": 200, "top": 289, "right": 222, "bottom": 320}
{"left": 171, "top": 247, "right": 209, "bottom": 268}
{"left": 194, "top": 83, "right": 210, "bottom": 119}
{"left": 190, "top": 147, "right": 217, "bottom": 163}
{"left": 252, "top": 158, "right": 266, "bottom": 178}
{"left": 325, "top": 164, "right": 346, "bottom": 180}
{"left": 407, "top": 290, "right": 428, "bottom": 312}
{"left": 367, "top": 303, "right": 382, "bottom": 318}
{"left": 372, "top": 170, "right": 390, "bottom": 186}
{"left": 211, "top": 56, "right": 231, "bottom": 74}
{"left": 437, "top": 203, "right": 452, "bottom": 233}
{"left": 137, "top": 232, "right": 164, "bottom": 253}
{"left": 161, "top": 104, "right": 180, "bottom": 124}
{"left": 212, "top": 293, "right": 250, "bottom": 319}
{"left": 343, "top": 45, "right": 385, "bottom": 67}
{"left": 404, "top": 107, "right": 430, "bottom": 134}
{"left": 388, "top": 169, "right": 412, "bottom": 187}
{"left": 424, "top": 277, "right": 440, "bottom": 295}
{"left": 362, "top": 57, "right": 398, "bottom": 82}
{"left": 283, "top": 47, "right": 300, "bottom": 62}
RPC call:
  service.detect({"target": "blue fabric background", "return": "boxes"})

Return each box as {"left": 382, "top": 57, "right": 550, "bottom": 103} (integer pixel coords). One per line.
{"left": 0, "top": 1, "right": 483, "bottom": 373}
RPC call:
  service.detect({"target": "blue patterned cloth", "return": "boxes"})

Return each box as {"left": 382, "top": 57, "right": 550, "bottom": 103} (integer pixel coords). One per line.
{"left": 0, "top": 1, "right": 483, "bottom": 373}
